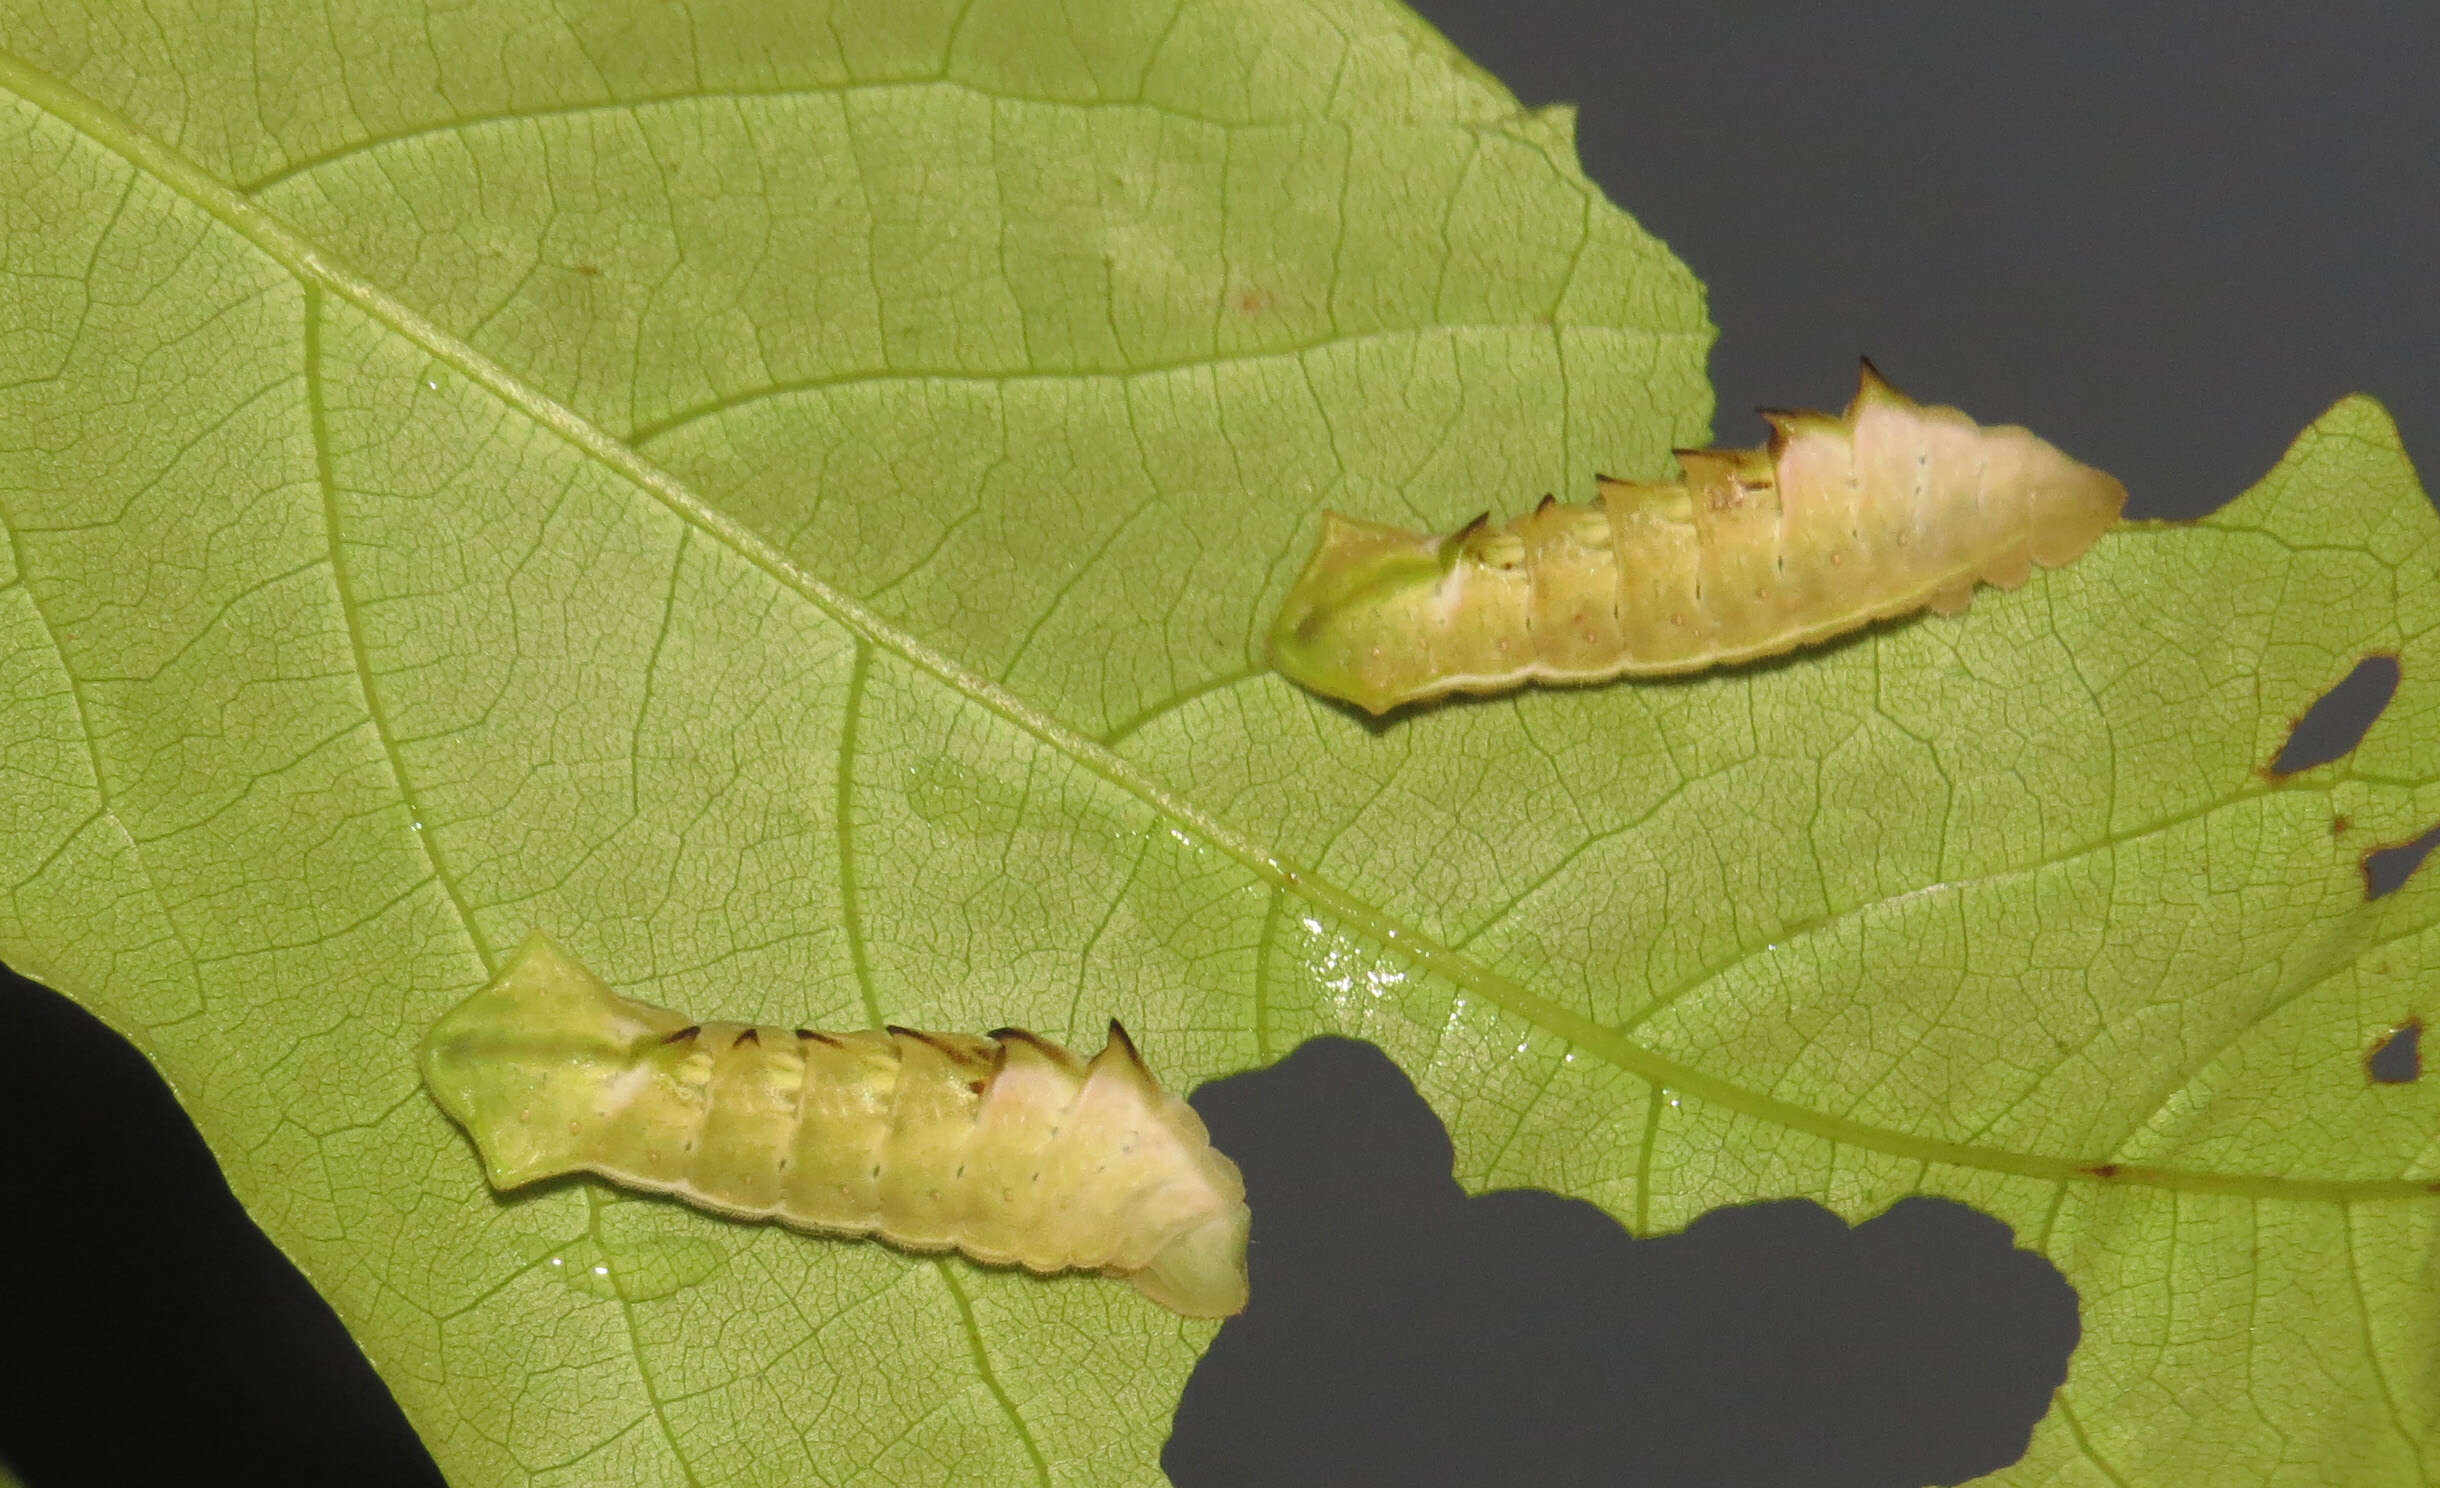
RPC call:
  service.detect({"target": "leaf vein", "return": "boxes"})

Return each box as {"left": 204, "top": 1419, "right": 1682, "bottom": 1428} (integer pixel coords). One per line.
{"left": 935, "top": 1261, "right": 1054, "bottom": 1488}
{"left": 305, "top": 285, "right": 493, "bottom": 970}
{"left": 11, "top": 49, "right": 2427, "bottom": 1205}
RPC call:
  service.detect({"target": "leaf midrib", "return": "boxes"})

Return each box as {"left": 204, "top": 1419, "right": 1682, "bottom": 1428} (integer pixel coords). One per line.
{"left": 3, "top": 47, "right": 2419, "bottom": 1207}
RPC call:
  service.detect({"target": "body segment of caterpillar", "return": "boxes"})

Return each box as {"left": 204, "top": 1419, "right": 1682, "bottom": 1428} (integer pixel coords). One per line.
{"left": 1269, "top": 362, "right": 2127, "bottom": 713}
{"left": 419, "top": 931, "right": 1251, "bottom": 1318}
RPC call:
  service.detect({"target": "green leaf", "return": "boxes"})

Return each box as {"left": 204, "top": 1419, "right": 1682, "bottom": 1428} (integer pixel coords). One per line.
{"left": 0, "top": 5, "right": 2432, "bottom": 1488}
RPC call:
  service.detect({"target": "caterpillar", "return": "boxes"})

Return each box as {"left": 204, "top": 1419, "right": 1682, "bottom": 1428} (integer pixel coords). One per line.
{"left": 1269, "top": 362, "right": 2127, "bottom": 713}
{"left": 419, "top": 931, "right": 1251, "bottom": 1318}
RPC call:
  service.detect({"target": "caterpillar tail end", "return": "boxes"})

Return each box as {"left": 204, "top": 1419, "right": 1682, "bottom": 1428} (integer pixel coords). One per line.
{"left": 2026, "top": 454, "right": 2127, "bottom": 568}
{"left": 1844, "top": 357, "right": 2127, "bottom": 568}
{"left": 1125, "top": 1203, "right": 1253, "bottom": 1318}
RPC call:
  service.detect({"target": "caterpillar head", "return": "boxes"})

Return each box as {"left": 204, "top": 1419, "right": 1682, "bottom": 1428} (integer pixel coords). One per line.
{"left": 420, "top": 930, "right": 685, "bottom": 1188}
{"left": 1269, "top": 512, "right": 1484, "bottom": 715}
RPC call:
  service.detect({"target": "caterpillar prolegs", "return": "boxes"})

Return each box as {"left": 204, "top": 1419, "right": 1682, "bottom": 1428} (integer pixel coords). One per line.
{"left": 419, "top": 932, "right": 1251, "bottom": 1317}
{"left": 1269, "top": 362, "right": 2127, "bottom": 713}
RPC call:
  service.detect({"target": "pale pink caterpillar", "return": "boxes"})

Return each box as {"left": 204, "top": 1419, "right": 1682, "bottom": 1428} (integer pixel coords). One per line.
{"left": 1271, "top": 362, "right": 2125, "bottom": 713}
{"left": 421, "top": 932, "right": 1250, "bottom": 1317}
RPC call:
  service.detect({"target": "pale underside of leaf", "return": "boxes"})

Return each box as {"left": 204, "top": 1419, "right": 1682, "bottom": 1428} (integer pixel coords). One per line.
{"left": 1, "top": 4, "right": 2436, "bottom": 1487}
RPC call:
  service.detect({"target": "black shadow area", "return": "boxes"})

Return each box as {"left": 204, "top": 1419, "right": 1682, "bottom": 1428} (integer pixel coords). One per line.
{"left": 1173, "top": 1038, "right": 2080, "bottom": 1488}
{"left": 0, "top": 963, "right": 446, "bottom": 1488}
{"left": 1402, "top": 0, "right": 2438, "bottom": 521}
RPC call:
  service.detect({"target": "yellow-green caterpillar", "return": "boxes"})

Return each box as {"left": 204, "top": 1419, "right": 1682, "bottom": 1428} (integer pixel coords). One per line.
{"left": 420, "top": 932, "right": 1251, "bottom": 1317}
{"left": 1270, "top": 362, "right": 2127, "bottom": 713}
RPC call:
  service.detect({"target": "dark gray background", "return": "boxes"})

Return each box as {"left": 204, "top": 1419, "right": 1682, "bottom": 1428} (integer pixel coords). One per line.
{"left": 3, "top": 3, "right": 2433, "bottom": 1484}
{"left": 1413, "top": 0, "right": 2437, "bottom": 523}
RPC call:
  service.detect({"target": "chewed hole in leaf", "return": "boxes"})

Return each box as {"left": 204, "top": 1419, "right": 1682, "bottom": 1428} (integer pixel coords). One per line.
{"left": 1173, "top": 1037, "right": 2079, "bottom": 1488}
{"left": 2363, "top": 823, "right": 2440, "bottom": 900}
{"left": 2271, "top": 654, "right": 2399, "bottom": 776}
{"left": 2366, "top": 1018, "right": 2424, "bottom": 1084}
{"left": 2264, "top": 658, "right": 2400, "bottom": 775}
